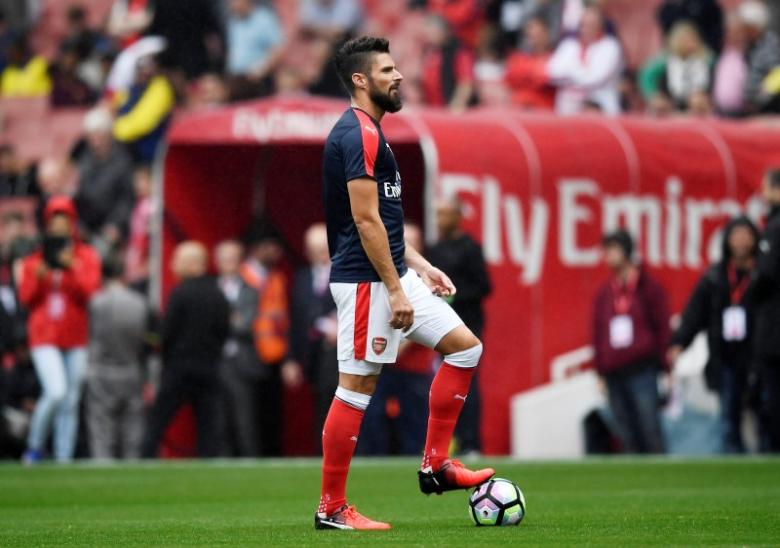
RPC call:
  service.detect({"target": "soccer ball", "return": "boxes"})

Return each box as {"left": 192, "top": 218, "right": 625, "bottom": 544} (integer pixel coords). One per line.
{"left": 468, "top": 478, "right": 526, "bottom": 526}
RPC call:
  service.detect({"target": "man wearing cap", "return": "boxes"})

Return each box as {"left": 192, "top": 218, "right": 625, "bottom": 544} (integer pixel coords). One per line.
{"left": 592, "top": 230, "right": 671, "bottom": 454}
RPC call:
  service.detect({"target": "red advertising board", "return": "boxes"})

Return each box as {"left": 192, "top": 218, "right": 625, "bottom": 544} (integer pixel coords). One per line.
{"left": 162, "top": 98, "right": 780, "bottom": 454}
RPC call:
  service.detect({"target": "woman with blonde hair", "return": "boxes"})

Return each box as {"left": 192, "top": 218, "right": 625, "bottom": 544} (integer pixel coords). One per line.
{"left": 656, "top": 21, "right": 715, "bottom": 113}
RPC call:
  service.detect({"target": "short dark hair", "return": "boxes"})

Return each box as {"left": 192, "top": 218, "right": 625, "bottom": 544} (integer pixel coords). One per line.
{"left": 102, "top": 254, "right": 125, "bottom": 281}
{"left": 767, "top": 168, "right": 780, "bottom": 188}
{"left": 601, "top": 229, "right": 634, "bottom": 259}
{"left": 334, "top": 36, "right": 390, "bottom": 94}
{"left": 66, "top": 5, "right": 87, "bottom": 23}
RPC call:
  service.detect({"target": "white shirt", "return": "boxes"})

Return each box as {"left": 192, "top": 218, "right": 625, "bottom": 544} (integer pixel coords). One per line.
{"left": 547, "top": 35, "right": 624, "bottom": 116}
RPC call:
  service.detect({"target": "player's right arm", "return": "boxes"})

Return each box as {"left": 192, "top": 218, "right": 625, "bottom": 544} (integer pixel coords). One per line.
{"left": 348, "top": 179, "right": 414, "bottom": 330}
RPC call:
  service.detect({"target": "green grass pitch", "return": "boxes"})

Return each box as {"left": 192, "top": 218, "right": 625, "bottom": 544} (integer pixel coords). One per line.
{"left": 1, "top": 457, "right": 779, "bottom": 546}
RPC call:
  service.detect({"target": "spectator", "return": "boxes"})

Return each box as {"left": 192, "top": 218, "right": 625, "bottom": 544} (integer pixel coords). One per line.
{"left": 421, "top": 15, "right": 476, "bottom": 112}
{"left": 737, "top": 0, "right": 780, "bottom": 113}
{"left": 86, "top": 257, "right": 148, "bottom": 460}
{"left": 504, "top": 15, "right": 555, "bottom": 110}
{"left": 188, "top": 72, "right": 230, "bottom": 109}
{"left": 474, "top": 25, "right": 509, "bottom": 107}
{"left": 0, "top": 33, "right": 51, "bottom": 97}
{"left": 592, "top": 230, "right": 670, "bottom": 454}
{"left": 18, "top": 197, "right": 102, "bottom": 463}
{"left": 668, "top": 217, "right": 760, "bottom": 453}
{"left": 125, "top": 165, "right": 153, "bottom": 293}
{"left": 0, "top": 9, "right": 17, "bottom": 73}
{"left": 58, "top": 5, "right": 104, "bottom": 63}
{"left": 147, "top": 0, "right": 223, "bottom": 80}
{"left": 762, "top": 67, "right": 780, "bottom": 113}
{"left": 0, "top": 211, "right": 30, "bottom": 366}
{"left": 427, "top": 0, "right": 485, "bottom": 49}
{"left": 214, "top": 240, "right": 261, "bottom": 457}
{"left": 107, "top": 0, "right": 153, "bottom": 49}
{"left": 755, "top": 169, "right": 780, "bottom": 451}
{"left": 652, "top": 22, "right": 715, "bottom": 114}
{"left": 0, "top": 144, "right": 38, "bottom": 198}
{"left": 58, "top": 3, "right": 109, "bottom": 90}
{"left": 142, "top": 241, "right": 230, "bottom": 458}
{"left": 36, "top": 157, "right": 76, "bottom": 208}
{"left": 713, "top": 11, "right": 749, "bottom": 116}
{"left": 113, "top": 54, "right": 176, "bottom": 164}
{"left": 307, "top": 37, "right": 351, "bottom": 98}
{"left": 74, "top": 107, "right": 135, "bottom": 254}
{"left": 360, "top": 223, "right": 436, "bottom": 455}
{"left": 49, "top": 42, "right": 97, "bottom": 107}
{"left": 427, "top": 198, "right": 492, "bottom": 455}
{"left": 103, "top": 35, "right": 166, "bottom": 102}
{"left": 299, "top": 0, "right": 362, "bottom": 41}
{"left": 495, "top": 0, "right": 564, "bottom": 48}
{"left": 240, "top": 230, "right": 289, "bottom": 456}
{"left": 225, "top": 0, "right": 285, "bottom": 100}
{"left": 547, "top": 6, "right": 624, "bottom": 115}
{"left": 657, "top": 0, "right": 724, "bottom": 53}
{"left": 284, "top": 224, "right": 337, "bottom": 445}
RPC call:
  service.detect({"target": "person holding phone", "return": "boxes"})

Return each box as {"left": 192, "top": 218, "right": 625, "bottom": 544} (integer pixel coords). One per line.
{"left": 18, "top": 197, "right": 101, "bottom": 463}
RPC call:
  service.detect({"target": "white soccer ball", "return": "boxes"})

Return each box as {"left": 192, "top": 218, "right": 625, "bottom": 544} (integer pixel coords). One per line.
{"left": 468, "top": 478, "right": 526, "bottom": 526}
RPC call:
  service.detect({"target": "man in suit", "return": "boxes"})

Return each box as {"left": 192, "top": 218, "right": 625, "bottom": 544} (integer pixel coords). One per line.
{"left": 283, "top": 224, "right": 338, "bottom": 445}
{"left": 214, "top": 240, "right": 262, "bottom": 457}
{"left": 142, "top": 241, "right": 230, "bottom": 458}
{"left": 427, "top": 197, "right": 492, "bottom": 455}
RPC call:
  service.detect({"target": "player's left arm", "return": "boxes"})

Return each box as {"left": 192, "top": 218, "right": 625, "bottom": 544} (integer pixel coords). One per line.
{"left": 405, "top": 245, "right": 457, "bottom": 297}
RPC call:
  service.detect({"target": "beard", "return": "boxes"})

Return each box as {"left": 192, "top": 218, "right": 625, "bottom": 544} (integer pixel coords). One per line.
{"left": 368, "top": 78, "right": 403, "bottom": 113}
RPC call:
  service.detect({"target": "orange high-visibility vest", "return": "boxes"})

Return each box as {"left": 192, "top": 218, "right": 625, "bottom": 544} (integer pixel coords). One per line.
{"left": 241, "top": 264, "right": 289, "bottom": 364}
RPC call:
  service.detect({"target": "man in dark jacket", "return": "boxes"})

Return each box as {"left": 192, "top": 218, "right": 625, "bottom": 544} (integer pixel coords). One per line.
{"left": 283, "top": 224, "right": 337, "bottom": 446}
{"left": 668, "top": 217, "right": 760, "bottom": 453}
{"left": 74, "top": 107, "right": 135, "bottom": 252}
{"left": 756, "top": 169, "right": 780, "bottom": 451}
{"left": 142, "top": 241, "right": 230, "bottom": 458}
{"left": 593, "top": 230, "right": 670, "bottom": 454}
{"left": 427, "top": 197, "right": 492, "bottom": 454}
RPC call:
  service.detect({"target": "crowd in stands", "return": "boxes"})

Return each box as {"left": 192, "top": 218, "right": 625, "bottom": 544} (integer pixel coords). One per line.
{"left": 0, "top": 1, "right": 778, "bottom": 119}
{"left": 1, "top": 0, "right": 780, "bottom": 461}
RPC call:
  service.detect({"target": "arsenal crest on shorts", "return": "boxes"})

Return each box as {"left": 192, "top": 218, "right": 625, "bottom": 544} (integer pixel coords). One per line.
{"left": 372, "top": 337, "right": 387, "bottom": 355}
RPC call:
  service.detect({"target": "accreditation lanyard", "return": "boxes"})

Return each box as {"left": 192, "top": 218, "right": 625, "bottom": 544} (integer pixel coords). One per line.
{"left": 612, "top": 269, "right": 639, "bottom": 315}
{"left": 727, "top": 263, "right": 751, "bottom": 305}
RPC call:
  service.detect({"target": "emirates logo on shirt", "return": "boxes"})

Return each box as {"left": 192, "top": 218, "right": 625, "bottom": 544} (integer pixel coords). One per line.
{"left": 372, "top": 337, "right": 388, "bottom": 355}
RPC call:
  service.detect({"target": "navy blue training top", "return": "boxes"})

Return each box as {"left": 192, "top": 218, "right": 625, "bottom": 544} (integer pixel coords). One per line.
{"left": 323, "top": 107, "right": 407, "bottom": 283}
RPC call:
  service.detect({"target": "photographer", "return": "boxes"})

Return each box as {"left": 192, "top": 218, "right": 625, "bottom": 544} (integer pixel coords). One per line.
{"left": 18, "top": 197, "right": 101, "bottom": 463}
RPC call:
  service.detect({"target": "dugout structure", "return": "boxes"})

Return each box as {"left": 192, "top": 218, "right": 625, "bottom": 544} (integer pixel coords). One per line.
{"left": 158, "top": 96, "right": 780, "bottom": 454}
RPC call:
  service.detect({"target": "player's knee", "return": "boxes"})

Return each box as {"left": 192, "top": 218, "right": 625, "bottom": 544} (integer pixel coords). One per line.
{"left": 338, "top": 372, "right": 379, "bottom": 397}
{"left": 443, "top": 342, "right": 483, "bottom": 369}
{"left": 335, "top": 385, "right": 373, "bottom": 411}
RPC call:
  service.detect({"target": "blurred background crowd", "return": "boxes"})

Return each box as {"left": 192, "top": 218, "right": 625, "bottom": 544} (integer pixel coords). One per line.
{"left": 1, "top": 0, "right": 780, "bottom": 462}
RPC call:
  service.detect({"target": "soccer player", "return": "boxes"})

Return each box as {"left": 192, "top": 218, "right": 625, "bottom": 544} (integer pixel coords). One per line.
{"left": 315, "top": 36, "right": 494, "bottom": 531}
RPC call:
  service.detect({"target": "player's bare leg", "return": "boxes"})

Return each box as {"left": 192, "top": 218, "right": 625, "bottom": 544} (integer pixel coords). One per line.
{"left": 418, "top": 325, "right": 495, "bottom": 495}
{"left": 316, "top": 372, "right": 392, "bottom": 530}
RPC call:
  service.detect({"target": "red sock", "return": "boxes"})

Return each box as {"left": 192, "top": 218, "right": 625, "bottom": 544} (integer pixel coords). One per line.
{"left": 422, "top": 363, "right": 475, "bottom": 471}
{"left": 319, "top": 398, "right": 364, "bottom": 515}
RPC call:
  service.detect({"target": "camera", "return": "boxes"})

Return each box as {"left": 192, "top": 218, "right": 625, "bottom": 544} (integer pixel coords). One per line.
{"left": 42, "top": 236, "right": 71, "bottom": 269}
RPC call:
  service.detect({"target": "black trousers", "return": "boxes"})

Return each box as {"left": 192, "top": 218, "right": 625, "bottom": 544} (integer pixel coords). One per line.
{"left": 220, "top": 359, "right": 260, "bottom": 457}
{"left": 256, "top": 365, "right": 283, "bottom": 457}
{"left": 761, "top": 361, "right": 780, "bottom": 452}
{"left": 142, "top": 367, "right": 222, "bottom": 458}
